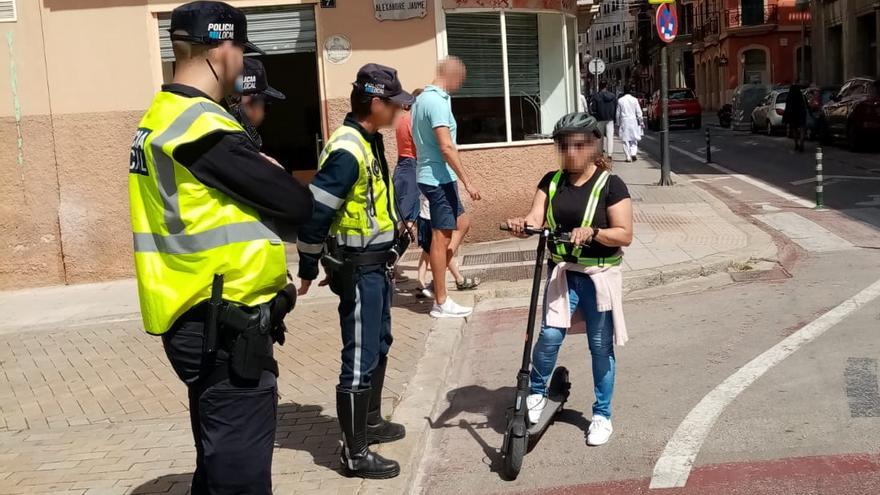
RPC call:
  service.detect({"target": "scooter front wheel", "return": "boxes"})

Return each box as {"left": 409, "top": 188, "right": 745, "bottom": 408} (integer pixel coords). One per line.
{"left": 502, "top": 431, "right": 527, "bottom": 480}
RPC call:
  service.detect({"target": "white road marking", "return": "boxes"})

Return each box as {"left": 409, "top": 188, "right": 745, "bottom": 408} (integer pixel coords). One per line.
{"left": 856, "top": 195, "right": 880, "bottom": 207}
{"left": 754, "top": 212, "right": 854, "bottom": 252}
{"left": 644, "top": 134, "right": 815, "bottom": 208}
{"left": 791, "top": 175, "right": 880, "bottom": 185}
{"left": 722, "top": 186, "right": 742, "bottom": 195}
{"left": 650, "top": 276, "right": 880, "bottom": 489}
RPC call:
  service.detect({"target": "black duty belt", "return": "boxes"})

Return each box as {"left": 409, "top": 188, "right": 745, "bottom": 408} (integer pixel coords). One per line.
{"left": 344, "top": 250, "right": 397, "bottom": 266}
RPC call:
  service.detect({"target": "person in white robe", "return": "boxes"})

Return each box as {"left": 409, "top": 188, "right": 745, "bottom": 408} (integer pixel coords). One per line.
{"left": 616, "top": 86, "right": 643, "bottom": 162}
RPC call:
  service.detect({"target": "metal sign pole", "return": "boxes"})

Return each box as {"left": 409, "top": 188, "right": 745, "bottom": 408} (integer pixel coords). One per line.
{"left": 659, "top": 44, "right": 673, "bottom": 185}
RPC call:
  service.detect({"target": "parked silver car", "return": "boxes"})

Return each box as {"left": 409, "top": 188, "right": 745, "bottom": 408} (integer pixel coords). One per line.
{"left": 751, "top": 88, "right": 789, "bottom": 135}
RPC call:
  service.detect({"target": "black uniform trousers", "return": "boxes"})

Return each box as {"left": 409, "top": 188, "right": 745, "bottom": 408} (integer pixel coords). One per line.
{"left": 333, "top": 264, "right": 394, "bottom": 390}
{"left": 162, "top": 305, "right": 277, "bottom": 495}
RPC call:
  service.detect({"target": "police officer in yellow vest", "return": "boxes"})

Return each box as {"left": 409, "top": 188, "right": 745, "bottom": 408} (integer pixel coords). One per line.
{"left": 297, "top": 64, "right": 414, "bottom": 479}
{"left": 128, "top": 2, "right": 313, "bottom": 493}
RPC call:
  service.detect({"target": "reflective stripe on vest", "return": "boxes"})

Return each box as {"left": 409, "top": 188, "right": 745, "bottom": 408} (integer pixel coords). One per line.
{"left": 129, "top": 92, "right": 286, "bottom": 335}
{"left": 546, "top": 169, "right": 621, "bottom": 267}
{"left": 318, "top": 125, "right": 397, "bottom": 249}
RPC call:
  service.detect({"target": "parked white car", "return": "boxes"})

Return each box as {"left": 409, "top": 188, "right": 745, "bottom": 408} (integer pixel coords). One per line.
{"left": 751, "top": 88, "right": 789, "bottom": 135}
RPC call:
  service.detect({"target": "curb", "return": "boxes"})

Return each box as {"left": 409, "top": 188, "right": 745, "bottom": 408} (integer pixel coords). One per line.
{"left": 358, "top": 295, "right": 473, "bottom": 495}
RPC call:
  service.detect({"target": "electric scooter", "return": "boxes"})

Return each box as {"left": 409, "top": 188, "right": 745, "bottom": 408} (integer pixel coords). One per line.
{"left": 499, "top": 225, "right": 572, "bottom": 480}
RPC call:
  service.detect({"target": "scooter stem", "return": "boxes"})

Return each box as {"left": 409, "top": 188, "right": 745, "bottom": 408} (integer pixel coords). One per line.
{"left": 519, "top": 229, "right": 548, "bottom": 373}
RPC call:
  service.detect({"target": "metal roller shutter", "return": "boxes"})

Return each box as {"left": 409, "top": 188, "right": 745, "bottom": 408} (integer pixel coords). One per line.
{"left": 158, "top": 6, "right": 316, "bottom": 62}
{"left": 445, "top": 12, "right": 539, "bottom": 99}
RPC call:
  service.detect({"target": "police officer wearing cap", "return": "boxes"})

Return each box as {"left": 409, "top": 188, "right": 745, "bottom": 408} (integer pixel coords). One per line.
{"left": 231, "top": 57, "right": 285, "bottom": 149}
{"left": 297, "top": 64, "right": 414, "bottom": 479}
{"left": 128, "top": 2, "right": 312, "bottom": 493}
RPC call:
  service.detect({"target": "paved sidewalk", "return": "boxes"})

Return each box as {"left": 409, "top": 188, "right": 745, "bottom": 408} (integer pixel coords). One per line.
{"left": 0, "top": 148, "right": 777, "bottom": 494}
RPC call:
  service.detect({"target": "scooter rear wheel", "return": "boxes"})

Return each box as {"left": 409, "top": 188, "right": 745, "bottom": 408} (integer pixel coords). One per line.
{"left": 502, "top": 431, "right": 527, "bottom": 480}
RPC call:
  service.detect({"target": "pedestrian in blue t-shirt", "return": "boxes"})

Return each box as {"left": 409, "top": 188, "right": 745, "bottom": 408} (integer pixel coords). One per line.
{"left": 412, "top": 57, "right": 481, "bottom": 318}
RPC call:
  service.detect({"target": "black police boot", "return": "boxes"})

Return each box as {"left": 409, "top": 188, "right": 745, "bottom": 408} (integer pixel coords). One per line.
{"left": 366, "top": 356, "right": 406, "bottom": 445}
{"left": 337, "top": 387, "right": 400, "bottom": 479}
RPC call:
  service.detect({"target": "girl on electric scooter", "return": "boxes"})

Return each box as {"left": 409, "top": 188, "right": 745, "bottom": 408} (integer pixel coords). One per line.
{"left": 506, "top": 112, "right": 633, "bottom": 446}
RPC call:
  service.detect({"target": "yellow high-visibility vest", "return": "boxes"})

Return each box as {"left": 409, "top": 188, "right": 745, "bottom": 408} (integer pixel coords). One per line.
{"left": 317, "top": 125, "right": 397, "bottom": 248}
{"left": 546, "top": 169, "right": 622, "bottom": 267}
{"left": 129, "top": 91, "right": 286, "bottom": 335}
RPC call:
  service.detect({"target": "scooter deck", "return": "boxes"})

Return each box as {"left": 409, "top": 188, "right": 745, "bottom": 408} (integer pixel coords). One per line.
{"left": 527, "top": 393, "right": 566, "bottom": 435}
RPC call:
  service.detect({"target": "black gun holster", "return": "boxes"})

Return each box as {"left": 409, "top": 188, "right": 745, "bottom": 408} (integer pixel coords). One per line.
{"left": 218, "top": 303, "right": 278, "bottom": 381}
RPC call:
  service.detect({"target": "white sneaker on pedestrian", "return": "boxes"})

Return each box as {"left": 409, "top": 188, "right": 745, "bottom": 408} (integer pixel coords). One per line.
{"left": 587, "top": 415, "right": 613, "bottom": 446}
{"left": 429, "top": 297, "right": 473, "bottom": 318}
{"left": 527, "top": 394, "right": 547, "bottom": 425}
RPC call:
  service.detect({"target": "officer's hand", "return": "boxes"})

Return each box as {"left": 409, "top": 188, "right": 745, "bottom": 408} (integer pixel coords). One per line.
{"left": 298, "top": 279, "right": 312, "bottom": 296}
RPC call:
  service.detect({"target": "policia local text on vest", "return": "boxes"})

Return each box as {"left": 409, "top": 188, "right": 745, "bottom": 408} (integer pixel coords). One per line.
{"left": 128, "top": 2, "right": 313, "bottom": 493}
{"left": 296, "top": 64, "right": 415, "bottom": 479}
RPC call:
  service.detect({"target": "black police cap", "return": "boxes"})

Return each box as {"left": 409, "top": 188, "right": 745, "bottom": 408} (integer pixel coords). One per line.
{"left": 169, "top": 1, "right": 264, "bottom": 55}
{"left": 241, "top": 57, "right": 286, "bottom": 101}
{"left": 354, "top": 63, "right": 414, "bottom": 107}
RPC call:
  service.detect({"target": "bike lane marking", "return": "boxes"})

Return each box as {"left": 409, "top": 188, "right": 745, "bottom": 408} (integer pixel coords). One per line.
{"left": 643, "top": 134, "right": 815, "bottom": 209}
{"left": 649, "top": 276, "right": 880, "bottom": 489}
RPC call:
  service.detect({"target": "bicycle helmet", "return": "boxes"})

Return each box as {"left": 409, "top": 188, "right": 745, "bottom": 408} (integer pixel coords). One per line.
{"left": 552, "top": 112, "right": 603, "bottom": 139}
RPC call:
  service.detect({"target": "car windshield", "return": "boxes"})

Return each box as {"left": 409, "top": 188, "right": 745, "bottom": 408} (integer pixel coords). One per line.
{"left": 776, "top": 92, "right": 788, "bottom": 104}
{"left": 669, "top": 90, "right": 696, "bottom": 101}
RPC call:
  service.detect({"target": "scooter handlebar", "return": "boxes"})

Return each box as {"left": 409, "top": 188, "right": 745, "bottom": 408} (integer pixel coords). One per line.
{"left": 499, "top": 225, "right": 572, "bottom": 243}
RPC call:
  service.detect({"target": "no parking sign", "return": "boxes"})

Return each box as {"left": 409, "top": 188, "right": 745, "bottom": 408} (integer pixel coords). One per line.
{"left": 656, "top": 3, "right": 678, "bottom": 43}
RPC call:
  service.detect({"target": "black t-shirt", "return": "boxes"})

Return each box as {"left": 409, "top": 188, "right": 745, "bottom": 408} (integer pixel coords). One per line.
{"left": 538, "top": 168, "right": 630, "bottom": 259}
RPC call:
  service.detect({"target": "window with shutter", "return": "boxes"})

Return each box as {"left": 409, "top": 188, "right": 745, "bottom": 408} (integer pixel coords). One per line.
{"left": 445, "top": 11, "right": 578, "bottom": 144}
{"left": 0, "top": 0, "right": 16, "bottom": 23}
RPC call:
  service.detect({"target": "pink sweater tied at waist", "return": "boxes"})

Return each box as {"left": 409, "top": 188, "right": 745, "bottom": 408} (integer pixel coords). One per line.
{"left": 544, "top": 262, "right": 628, "bottom": 346}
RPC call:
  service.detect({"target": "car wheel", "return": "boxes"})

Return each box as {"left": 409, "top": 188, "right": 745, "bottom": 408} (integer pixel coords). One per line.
{"left": 819, "top": 119, "right": 832, "bottom": 145}
{"left": 694, "top": 117, "right": 702, "bottom": 129}
{"left": 751, "top": 119, "right": 758, "bottom": 134}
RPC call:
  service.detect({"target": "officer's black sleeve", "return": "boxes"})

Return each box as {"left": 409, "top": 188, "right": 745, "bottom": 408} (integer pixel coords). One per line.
{"left": 174, "top": 131, "right": 314, "bottom": 225}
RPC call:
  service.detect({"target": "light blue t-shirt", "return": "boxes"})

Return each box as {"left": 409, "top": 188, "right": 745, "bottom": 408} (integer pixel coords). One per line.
{"left": 412, "top": 85, "right": 459, "bottom": 186}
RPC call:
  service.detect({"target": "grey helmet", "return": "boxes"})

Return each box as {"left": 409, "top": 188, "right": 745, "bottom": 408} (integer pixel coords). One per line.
{"left": 552, "top": 112, "right": 603, "bottom": 139}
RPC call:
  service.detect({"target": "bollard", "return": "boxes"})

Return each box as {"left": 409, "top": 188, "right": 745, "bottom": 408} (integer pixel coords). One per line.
{"left": 815, "top": 146, "right": 824, "bottom": 209}
{"left": 705, "top": 127, "right": 712, "bottom": 164}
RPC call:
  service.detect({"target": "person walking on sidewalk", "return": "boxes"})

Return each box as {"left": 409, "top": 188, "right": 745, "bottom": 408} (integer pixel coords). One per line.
{"left": 296, "top": 64, "right": 413, "bottom": 479}
{"left": 590, "top": 81, "right": 618, "bottom": 160}
{"left": 616, "top": 86, "right": 644, "bottom": 162}
{"left": 392, "top": 88, "right": 423, "bottom": 235}
{"left": 414, "top": 195, "right": 480, "bottom": 299}
{"left": 783, "top": 84, "right": 808, "bottom": 152}
{"left": 506, "top": 112, "right": 633, "bottom": 447}
{"left": 128, "top": 2, "right": 312, "bottom": 493}
{"left": 412, "top": 57, "right": 481, "bottom": 318}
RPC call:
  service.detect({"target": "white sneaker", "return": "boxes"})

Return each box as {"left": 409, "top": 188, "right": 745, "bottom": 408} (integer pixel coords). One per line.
{"left": 526, "top": 394, "right": 547, "bottom": 425}
{"left": 587, "top": 415, "right": 613, "bottom": 446}
{"left": 429, "top": 297, "right": 473, "bottom": 318}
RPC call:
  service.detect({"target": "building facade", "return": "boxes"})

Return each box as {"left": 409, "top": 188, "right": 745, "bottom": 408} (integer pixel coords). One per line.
{"left": 691, "top": 0, "right": 809, "bottom": 110}
{"left": 0, "top": 0, "right": 586, "bottom": 288}
{"left": 811, "top": 0, "right": 880, "bottom": 86}
{"left": 637, "top": 1, "right": 698, "bottom": 96}
{"left": 586, "top": 0, "right": 637, "bottom": 90}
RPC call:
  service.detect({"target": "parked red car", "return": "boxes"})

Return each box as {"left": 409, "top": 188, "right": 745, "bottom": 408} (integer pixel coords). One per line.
{"left": 819, "top": 77, "right": 880, "bottom": 151}
{"left": 648, "top": 88, "right": 702, "bottom": 130}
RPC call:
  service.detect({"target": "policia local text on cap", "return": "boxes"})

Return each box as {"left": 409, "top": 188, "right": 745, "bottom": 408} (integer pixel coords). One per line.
{"left": 128, "top": 1, "right": 313, "bottom": 493}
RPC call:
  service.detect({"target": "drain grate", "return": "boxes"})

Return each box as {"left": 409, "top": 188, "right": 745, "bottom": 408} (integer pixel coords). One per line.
{"left": 461, "top": 265, "right": 535, "bottom": 282}
{"left": 461, "top": 250, "right": 535, "bottom": 267}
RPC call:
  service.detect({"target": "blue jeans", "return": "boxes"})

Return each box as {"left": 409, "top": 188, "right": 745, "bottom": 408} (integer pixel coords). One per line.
{"left": 530, "top": 271, "right": 616, "bottom": 419}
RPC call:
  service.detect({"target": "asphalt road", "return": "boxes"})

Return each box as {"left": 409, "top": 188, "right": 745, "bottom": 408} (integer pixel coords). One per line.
{"left": 413, "top": 123, "right": 880, "bottom": 495}
{"left": 639, "top": 119, "right": 880, "bottom": 231}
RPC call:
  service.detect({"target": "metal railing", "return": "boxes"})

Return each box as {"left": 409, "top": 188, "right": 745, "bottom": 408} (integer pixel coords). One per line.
{"left": 693, "top": 13, "right": 720, "bottom": 42}
{"left": 724, "top": 5, "right": 778, "bottom": 28}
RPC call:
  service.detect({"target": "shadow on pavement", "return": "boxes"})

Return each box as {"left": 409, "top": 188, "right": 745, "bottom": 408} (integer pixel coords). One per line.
{"left": 130, "top": 401, "right": 343, "bottom": 494}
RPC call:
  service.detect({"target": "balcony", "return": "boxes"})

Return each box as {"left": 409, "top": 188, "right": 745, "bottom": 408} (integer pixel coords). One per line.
{"left": 693, "top": 13, "right": 721, "bottom": 43}
{"left": 724, "top": 5, "right": 778, "bottom": 29}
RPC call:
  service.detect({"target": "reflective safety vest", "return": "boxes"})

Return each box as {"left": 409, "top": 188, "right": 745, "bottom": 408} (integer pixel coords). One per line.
{"left": 545, "top": 170, "right": 623, "bottom": 267}
{"left": 129, "top": 91, "right": 287, "bottom": 335}
{"left": 318, "top": 125, "right": 397, "bottom": 248}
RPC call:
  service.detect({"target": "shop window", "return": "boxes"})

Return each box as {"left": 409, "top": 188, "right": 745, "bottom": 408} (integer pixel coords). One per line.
{"left": 446, "top": 11, "right": 578, "bottom": 144}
